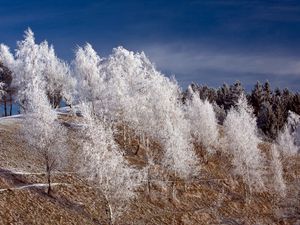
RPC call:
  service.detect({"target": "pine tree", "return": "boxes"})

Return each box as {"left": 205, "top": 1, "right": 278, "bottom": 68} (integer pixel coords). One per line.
{"left": 216, "top": 83, "right": 231, "bottom": 110}
{"left": 257, "top": 101, "right": 277, "bottom": 139}
{"left": 263, "top": 81, "right": 272, "bottom": 103}
{"left": 250, "top": 81, "right": 264, "bottom": 115}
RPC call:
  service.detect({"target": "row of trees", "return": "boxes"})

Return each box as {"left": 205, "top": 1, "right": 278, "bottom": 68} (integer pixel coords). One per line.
{"left": 185, "top": 81, "right": 300, "bottom": 139}
{"left": 1, "top": 31, "right": 298, "bottom": 142}
{"left": 0, "top": 29, "right": 299, "bottom": 223}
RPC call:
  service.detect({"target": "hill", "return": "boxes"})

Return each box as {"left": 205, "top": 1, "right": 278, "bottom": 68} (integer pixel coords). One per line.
{"left": 0, "top": 113, "right": 299, "bottom": 225}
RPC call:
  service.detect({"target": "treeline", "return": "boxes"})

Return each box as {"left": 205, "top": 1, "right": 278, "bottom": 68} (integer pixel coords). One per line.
{"left": 1, "top": 54, "right": 300, "bottom": 141}
{"left": 0, "top": 29, "right": 299, "bottom": 143}
{"left": 183, "top": 81, "right": 300, "bottom": 139}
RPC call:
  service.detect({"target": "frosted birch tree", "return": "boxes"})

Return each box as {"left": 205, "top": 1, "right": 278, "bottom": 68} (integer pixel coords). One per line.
{"left": 184, "top": 86, "right": 219, "bottom": 153}
{"left": 8, "top": 29, "right": 69, "bottom": 194}
{"left": 72, "top": 43, "right": 103, "bottom": 110}
{"left": 38, "top": 41, "right": 75, "bottom": 107}
{"left": 101, "top": 47, "right": 199, "bottom": 179}
{"left": 20, "top": 73, "right": 68, "bottom": 195}
{"left": 223, "top": 94, "right": 266, "bottom": 192}
{"left": 78, "top": 103, "right": 145, "bottom": 224}
{"left": 0, "top": 28, "right": 75, "bottom": 109}
{"left": 270, "top": 144, "right": 286, "bottom": 197}
{"left": 0, "top": 44, "right": 15, "bottom": 69}
{"left": 277, "top": 111, "right": 300, "bottom": 156}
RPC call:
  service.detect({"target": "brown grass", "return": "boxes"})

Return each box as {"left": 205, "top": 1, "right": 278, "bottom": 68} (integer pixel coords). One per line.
{"left": 0, "top": 115, "right": 299, "bottom": 224}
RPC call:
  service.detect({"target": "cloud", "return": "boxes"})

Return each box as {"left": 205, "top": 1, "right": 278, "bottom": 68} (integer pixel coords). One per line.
{"left": 142, "top": 43, "right": 300, "bottom": 90}
{"left": 144, "top": 44, "right": 300, "bottom": 76}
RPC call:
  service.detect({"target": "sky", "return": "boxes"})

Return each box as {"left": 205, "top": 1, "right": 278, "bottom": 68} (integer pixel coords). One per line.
{"left": 0, "top": 0, "right": 300, "bottom": 91}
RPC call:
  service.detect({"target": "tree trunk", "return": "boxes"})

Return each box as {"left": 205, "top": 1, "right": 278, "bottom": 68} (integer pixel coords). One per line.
{"left": 4, "top": 96, "right": 7, "bottom": 117}
{"left": 9, "top": 94, "right": 13, "bottom": 116}
{"left": 103, "top": 194, "right": 113, "bottom": 225}
{"left": 46, "top": 160, "right": 51, "bottom": 195}
{"left": 147, "top": 167, "right": 151, "bottom": 200}
{"left": 134, "top": 143, "right": 140, "bottom": 155}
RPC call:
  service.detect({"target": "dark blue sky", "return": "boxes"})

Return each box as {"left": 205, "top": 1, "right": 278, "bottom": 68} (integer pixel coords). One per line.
{"left": 1, "top": 0, "right": 300, "bottom": 91}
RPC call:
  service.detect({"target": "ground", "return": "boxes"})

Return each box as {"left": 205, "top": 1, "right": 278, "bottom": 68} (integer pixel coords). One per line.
{"left": 0, "top": 113, "right": 299, "bottom": 225}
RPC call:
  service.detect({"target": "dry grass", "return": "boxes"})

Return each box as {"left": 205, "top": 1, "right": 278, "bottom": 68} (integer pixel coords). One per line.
{"left": 0, "top": 115, "right": 299, "bottom": 224}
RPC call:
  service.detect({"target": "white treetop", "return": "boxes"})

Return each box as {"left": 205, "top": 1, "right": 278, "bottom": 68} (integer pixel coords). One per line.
{"left": 38, "top": 41, "right": 76, "bottom": 107}
{"left": 73, "top": 43, "right": 103, "bottom": 106}
{"left": 277, "top": 111, "right": 300, "bottom": 155}
{"left": 184, "top": 86, "right": 219, "bottom": 153}
{"left": 0, "top": 44, "right": 16, "bottom": 69}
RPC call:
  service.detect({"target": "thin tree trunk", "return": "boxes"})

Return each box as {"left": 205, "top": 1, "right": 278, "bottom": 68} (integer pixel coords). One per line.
{"left": 46, "top": 160, "right": 51, "bottom": 195}
{"left": 123, "top": 124, "right": 126, "bottom": 148}
{"left": 4, "top": 96, "right": 7, "bottom": 117}
{"left": 134, "top": 143, "right": 140, "bottom": 155}
{"left": 147, "top": 166, "right": 151, "bottom": 200}
{"left": 9, "top": 94, "right": 12, "bottom": 116}
{"left": 103, "top": 194, "right": 113, "bottom": 225}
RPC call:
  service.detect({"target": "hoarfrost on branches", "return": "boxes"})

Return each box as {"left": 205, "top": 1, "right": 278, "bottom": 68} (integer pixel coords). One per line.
{"left": 78, "top": 103, "right": 145, "bottom": 222}
{"left": 20, "top": 68, "right": 68, "bottom": 195}
{"left": 270, "top": 144, "right": 286, "bottom": 197}
{"left": 184, "top": 86, "right": 219, "bottom": 153}
{"left": 223, "top": 94, "right": 266, "bottom": 192}
{"left": 0, "top": 28, "right": 75, "bottom": 108}
{"left": 277, "top": 111, "right": 300, "bottom": 155}
{"left": 73, "top": 43, "right": 104, "bottom": 108}
{"left": 74, "top": 45, "right": 200, "bottom": 179}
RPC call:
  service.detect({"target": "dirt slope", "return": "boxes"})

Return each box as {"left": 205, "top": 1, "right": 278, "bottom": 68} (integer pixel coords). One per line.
{"left": 0, "top": 114, "right": 299, "bottom": 225}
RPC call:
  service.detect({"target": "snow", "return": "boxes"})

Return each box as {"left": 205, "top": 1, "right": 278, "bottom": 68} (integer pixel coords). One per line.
{"left": 0, "top": 114, "right": 24, "bottom": 127}
{"left": 0, "top": 183, "right": 71, "bottom": 192}
{"left": 0, "top": 169, "right": 77, "bottom": 175}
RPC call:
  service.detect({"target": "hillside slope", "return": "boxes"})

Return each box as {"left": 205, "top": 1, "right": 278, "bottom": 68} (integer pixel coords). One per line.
{"left": 0, "top": 114, "right": 299, "bottom": 225}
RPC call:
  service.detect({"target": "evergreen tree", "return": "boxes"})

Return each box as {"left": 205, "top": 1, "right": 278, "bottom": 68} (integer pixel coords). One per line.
{"left": 263, "top": 81, "right": 272, "bottom": 103}
{"left": 216, "top": 83, "right": 231, "bottom": 110}
{"left": 250, "top": 81, "right": 264, "bottom": 115}
{"left": 291, "top": 93, "right": 300, "bottom": 115}
{"left": 257, "top": 101, "right": 277, "bottom": 139}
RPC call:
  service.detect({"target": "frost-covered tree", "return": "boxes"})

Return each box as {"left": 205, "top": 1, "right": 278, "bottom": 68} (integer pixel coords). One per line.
{"left": 223, "top": 94, "right": 265, "bottom": 192}
{"left": 98, "top": 47, "right": 199, "bottom": 179}
{"left": 78, "top": 103, "right": 145, "bottom": 224}
{"left": 277, "top": 111, "right": 300, "bottom": 155}
{"left": 9, "top": 28, "right": 40, "bottom": 108}
{"left": 0, "top": 44, "right": 15, "bottom": 69}
{"left": 184, "top": 86, "right": 219, "bottom": 153}
{"left": 72, "top": 43, "right": 104, "bottom": 110}
{"left": 21, "top": 73, "right": 68, "bottom": 195}
{"left": 38, "top": 41, "right": 75, "bottom": 107}
{"left": 72, "top": 45, "right": 199, "bottom": 179}
{"left": 270, "top": 144, "right": 286, "bottom": 197}
{"left": 0, "top": 28, "right": 75, "bottom": 109}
